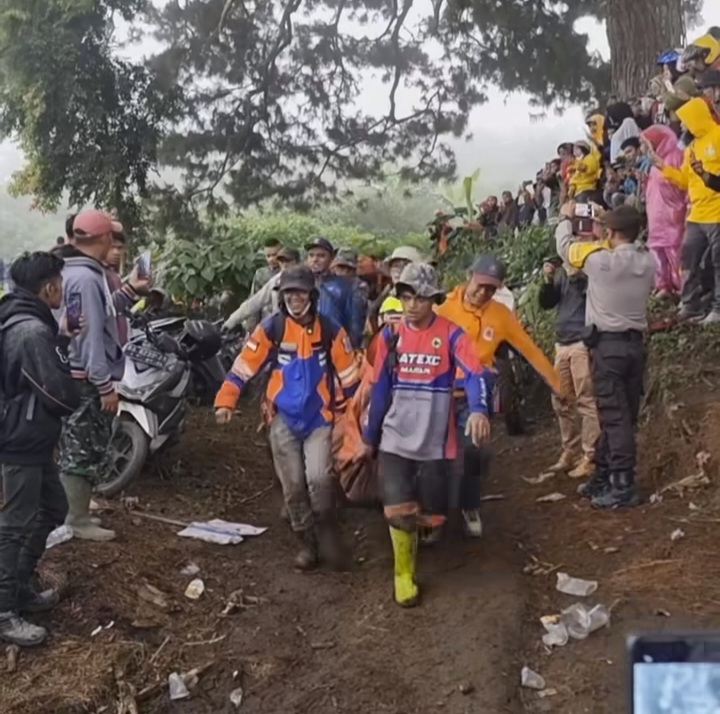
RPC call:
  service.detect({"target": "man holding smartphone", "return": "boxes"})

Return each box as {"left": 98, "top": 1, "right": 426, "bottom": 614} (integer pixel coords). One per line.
{"left": 57, "top": 210, "right": 149, "bottom": 542}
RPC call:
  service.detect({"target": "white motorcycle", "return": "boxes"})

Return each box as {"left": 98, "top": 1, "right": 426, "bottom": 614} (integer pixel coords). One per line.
{"left": 96, "top": 317, "right": 222, "bottom": 497}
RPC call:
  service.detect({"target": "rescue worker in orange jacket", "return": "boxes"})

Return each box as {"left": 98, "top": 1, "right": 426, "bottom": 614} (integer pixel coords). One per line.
{"left": 436, "top": 256, "right": 562, "bottom": 535}
{"left": 215, "top": 266, "right": 360, "bottom": 570}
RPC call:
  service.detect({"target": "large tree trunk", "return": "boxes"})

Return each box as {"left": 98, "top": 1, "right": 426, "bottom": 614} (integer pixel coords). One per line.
{"left": 606, "top": 0, "right": 686, "bottom": 100}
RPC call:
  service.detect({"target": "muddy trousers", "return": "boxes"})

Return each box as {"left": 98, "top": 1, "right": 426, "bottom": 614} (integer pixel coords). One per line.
{"left": 551, "top": 342, "right": 601, "bottom": 461}
{"left": 590, "top": 332, "right": 645, "bottom": 477}
{"left": 452, "top": 399, "right": 493, "bottom": 511}
{"left": 0, "top": 462, "right": 68, "bottom": 612}
{"left": 268, "top": 416, "right": 334, "bottom": 532}
{"left": 680, "top": 222, "right": 720, "bottom": 313}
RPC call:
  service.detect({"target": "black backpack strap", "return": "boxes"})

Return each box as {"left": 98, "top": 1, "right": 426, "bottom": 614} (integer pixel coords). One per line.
{"left": 385, "top": 326, "right": 400, "bottom": 374}
{"left": 264, "top": 312, "right": 287, "bottom": 350}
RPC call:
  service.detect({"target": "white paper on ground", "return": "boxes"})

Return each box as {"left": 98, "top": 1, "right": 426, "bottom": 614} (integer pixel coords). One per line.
{"left": 177, "top": 519, "right": 268, "bottom": 545}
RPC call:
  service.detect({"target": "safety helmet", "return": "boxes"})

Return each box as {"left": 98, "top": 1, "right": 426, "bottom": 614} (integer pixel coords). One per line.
{"left": 657, "top": 48, "right": 681, "bottom": 65}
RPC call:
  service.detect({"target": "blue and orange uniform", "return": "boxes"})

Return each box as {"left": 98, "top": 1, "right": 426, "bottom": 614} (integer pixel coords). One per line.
{"left": 215, "top": 314, "right": 359, "bottom": 437}
{"left": 216, "top": 313, "right": 360, "bottom": 541}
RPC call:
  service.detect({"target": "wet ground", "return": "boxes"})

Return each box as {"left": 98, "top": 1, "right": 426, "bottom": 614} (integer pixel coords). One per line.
{"left": 3, "top": 384, "right": 720, "bottom": 714}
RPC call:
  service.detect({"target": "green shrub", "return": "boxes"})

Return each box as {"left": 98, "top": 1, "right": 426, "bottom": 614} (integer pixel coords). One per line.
{"left": 157, "top": 211, "right": 427, "bottom": 301}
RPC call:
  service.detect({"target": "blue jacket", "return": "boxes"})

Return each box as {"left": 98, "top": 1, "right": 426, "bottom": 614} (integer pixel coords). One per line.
{"left": 317, "top": 274, "right": 366, "bottom": 349}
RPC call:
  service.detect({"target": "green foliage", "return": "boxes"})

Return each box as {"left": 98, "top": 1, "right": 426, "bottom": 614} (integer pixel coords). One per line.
{"left": 157, "top": 211, "right": 427, "bottom": 301}
{"left": 0, "top": 0, "right": 179, "bottom": 230}
{"left": 0, "top": 0, "right": 700, "bottom": 228}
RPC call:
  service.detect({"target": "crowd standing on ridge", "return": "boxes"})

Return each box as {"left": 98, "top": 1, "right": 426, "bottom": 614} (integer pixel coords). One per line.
{"left": 1, "top": 27, "right": 720, "bottom": 649}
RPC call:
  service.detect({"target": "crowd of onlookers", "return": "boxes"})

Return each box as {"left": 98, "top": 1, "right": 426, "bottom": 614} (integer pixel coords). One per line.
{"left": 472, "top": 28, "right": 720, "bottom": 325}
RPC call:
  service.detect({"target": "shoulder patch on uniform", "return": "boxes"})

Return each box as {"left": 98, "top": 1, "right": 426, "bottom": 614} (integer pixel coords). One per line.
{"left": 246, "top": 339, "right": 259, "bottom": 352}
{"left": 431, "top": 336, "right": 442, "bottom": 349}
{"left": 343, "top": 336, "right": 353, "bottom": 353}
{"left": 56, "top": 346, "right": 69, "bottom": 364}
{"left": 567, "top": 241, "right": 605, "bottom": 270}
{"left": 482, "top": 326, "right": 494, "bottom": 342}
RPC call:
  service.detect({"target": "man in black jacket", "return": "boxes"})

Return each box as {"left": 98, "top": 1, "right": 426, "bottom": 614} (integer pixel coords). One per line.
{"left": 538, "top": 260, "right": 601, "bottom": 480}
{"left": 0, "top": 252, "right": 81, "bottom": 647}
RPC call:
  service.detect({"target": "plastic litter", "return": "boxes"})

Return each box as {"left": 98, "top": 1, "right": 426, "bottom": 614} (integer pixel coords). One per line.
{"left": 180, "top": 562, "right": 201, "bottom": 577}
{"left": 521, "top": 666, "right": 546, "bottom": 690}
{"left": 177, "top": 519, "right": 268, "bottom": 545}
{"left": 563, "top": 603, "right": 609, "bottom": 640}
{"left": 536, "top": 492, "right": 566, "bottom": 503}
{"left": 168, "top": 672, "right": 190, "bottom": 700}
{"left": 540, "top": 616, "right": 569, "bottom": 647}
{"left": 540, "top": 603, "right": 610, "bottom": 647}
{"left": 522, "top": 472, "right": 555, "bottom": 485}
{"left": 185, "top": 578, "right": 205, "bottom": 600}
{"left": 46, "top": 525, "right": 73, "bottom": 550}
{"left": 230, "top": 687, "right": 244, "bottom": 708}
{"left": 556, "top": 572, "right": 598, "bottom": 597}
{"left": 670, "top": 528, "right": 685, "bottom": 542}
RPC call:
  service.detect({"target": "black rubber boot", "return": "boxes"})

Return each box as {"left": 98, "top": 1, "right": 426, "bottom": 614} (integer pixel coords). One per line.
{"left": 591, "top": 471, "right": 640, "bottom": 509}
{"left": 293, "top": 528, "right": 319, "bottom": 571}
{"left": 577, "top": 467, "right": 611, "bottom": 499}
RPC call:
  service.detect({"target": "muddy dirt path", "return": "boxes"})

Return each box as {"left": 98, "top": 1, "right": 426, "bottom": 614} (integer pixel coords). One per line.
{"left": 2, "top": 409, "right": 530, "bottom": 714}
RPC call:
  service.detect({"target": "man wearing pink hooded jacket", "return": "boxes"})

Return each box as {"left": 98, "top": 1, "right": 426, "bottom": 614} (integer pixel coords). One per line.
{"left": 641, "top": 125, "right": 688, "bottom": 296}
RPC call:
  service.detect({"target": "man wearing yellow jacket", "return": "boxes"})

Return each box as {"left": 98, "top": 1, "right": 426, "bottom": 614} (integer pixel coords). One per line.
{"left": 436, "top": 256, "right": 562, "bottom": 535}
{"left": 654, "top": 92, "right": 720, "bottom": 324}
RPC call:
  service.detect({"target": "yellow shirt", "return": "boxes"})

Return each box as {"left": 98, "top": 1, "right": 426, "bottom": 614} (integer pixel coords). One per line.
{"left": 569, "top": 153, "right": 600, "bottom": 195}
{"left": 662, "top": 98, "right": 720, "bottom": 224}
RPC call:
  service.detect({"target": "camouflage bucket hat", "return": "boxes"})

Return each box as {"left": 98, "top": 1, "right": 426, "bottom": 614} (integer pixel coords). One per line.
{"left": 394, "top": 262, "right": 446, "bottom": 303}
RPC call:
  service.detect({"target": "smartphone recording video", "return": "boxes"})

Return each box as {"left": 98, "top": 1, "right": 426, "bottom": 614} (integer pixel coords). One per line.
{"left": 630, "top": 633, "right": 720, "bottom": 713}
{"left": 573, "top": 203, "right": 594, "bottom": 237}
{"left": 137, "top": 251, "right": 152, "bottom": 280}
{"left": 66, "top": 292, "right": 82, "bottom": 332}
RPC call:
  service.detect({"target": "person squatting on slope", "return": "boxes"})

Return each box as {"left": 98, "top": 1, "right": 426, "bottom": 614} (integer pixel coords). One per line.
{"left": 355, "top": 263, "right": 492, "bottom": 607}
{"left": 0, "top": 252, "right": 81, "bottom": 647}
{"left": 215, "top": 266, "right": 360, "bottom": 570}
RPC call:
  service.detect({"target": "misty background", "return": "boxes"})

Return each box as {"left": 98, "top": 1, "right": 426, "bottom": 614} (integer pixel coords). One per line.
{"left": 2, "top": 0, "right": 719, "bottom": 254}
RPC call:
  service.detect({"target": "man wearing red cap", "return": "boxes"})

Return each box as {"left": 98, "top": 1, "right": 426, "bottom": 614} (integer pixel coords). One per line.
{"left": 57, "top": 210, "right": 148, "bottom": 541}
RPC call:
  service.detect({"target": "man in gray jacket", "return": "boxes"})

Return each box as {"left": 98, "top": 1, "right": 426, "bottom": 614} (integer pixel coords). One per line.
{"left": 223, "top": 248, "right": 299, "bottom": 332}
{"left": 57, "top": 210, "right": 146, "bottom": 541}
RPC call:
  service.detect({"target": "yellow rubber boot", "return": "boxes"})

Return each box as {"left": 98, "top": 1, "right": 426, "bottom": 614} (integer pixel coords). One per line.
{"left": 388, "top": 526, "right": 419, "bottom": 607}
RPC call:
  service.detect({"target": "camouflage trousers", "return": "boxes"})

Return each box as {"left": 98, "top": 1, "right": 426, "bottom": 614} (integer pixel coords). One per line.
{"left": 58, "top": 382, "right": 114, "bottom": 486}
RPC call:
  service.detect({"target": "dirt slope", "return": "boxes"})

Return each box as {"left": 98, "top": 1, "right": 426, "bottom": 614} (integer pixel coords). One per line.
{"left": 1, "top": 409, "right": 528, "bottom": 714}
{"left": 5, "top": 377, "right": 720, "bottom": 714}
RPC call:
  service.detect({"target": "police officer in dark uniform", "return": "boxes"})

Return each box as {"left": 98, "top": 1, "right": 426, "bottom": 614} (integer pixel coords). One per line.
{"left": 555, "top": 203, "right": 655, "bottom": 508}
